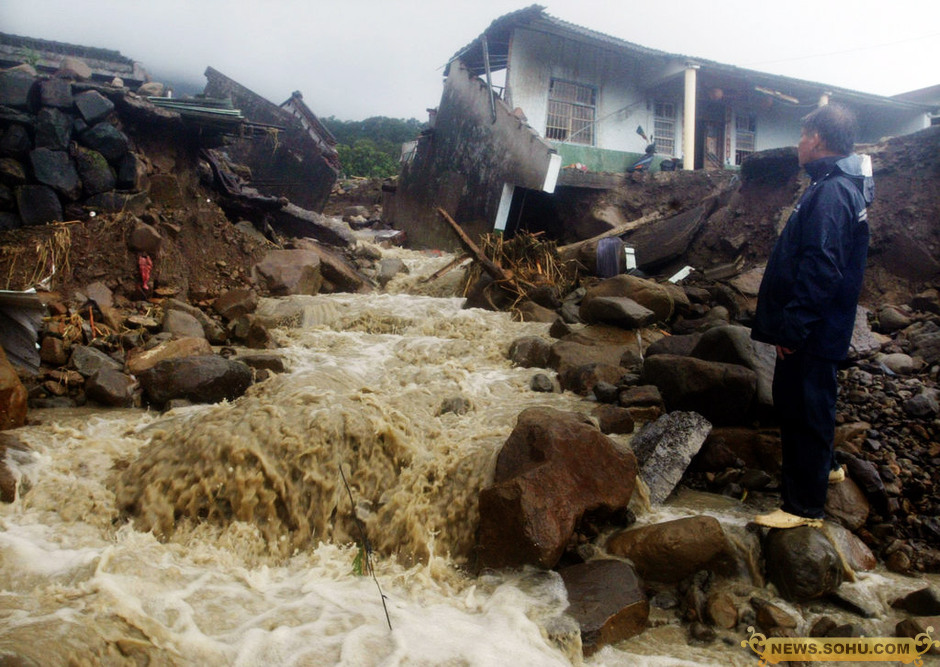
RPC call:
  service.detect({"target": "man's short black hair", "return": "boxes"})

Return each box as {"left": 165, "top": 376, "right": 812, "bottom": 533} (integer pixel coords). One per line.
{"left": 801, "top": 103, "right": 858, "bottom": 155}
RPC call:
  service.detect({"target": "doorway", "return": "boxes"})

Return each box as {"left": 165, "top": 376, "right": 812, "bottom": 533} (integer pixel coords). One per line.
{"left": 695, "top": 119, "right": 725, "bottom": 170}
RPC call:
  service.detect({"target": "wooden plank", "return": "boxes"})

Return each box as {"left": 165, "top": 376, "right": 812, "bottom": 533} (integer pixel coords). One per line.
{"left": 437, "top": 208, "right": 512, "bottom": 282}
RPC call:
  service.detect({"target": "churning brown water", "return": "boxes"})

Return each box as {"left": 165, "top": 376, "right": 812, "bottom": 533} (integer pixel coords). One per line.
{"left": 0, "top": 249, "right": 931, "bottom": 666}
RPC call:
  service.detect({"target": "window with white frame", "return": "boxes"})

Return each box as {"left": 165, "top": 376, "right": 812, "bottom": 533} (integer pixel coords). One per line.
{"left": 545, "top": 79, "right": 596, "bottom": 145}
{"left": 653, "top": 102, "right": 676, "bottom": 156}
{"left": 735, "top": 114, "right": 757, "bottom": 165}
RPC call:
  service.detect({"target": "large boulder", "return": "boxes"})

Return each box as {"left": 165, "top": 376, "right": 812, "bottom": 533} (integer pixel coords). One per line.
{"left": 79, "top": 122, "right": 129, "bottom": 163}
{"left": 824, "top": 477, "right": 870, "bottom": 531}
{"left": 29, "top": 148, "right": 81, "bottom": 200}
{"left": 162, "top": 309, "right": 206, "bottom": 340}
{"left": 580, "top": 274, "right": 678, "bottom": 323}
{"left": 56, "top": 57, "right": 92, "bottom": 80}
{"left": 0, "top": 70, "right": 36, "bottom": 109}
{"left": 39, "top": 78, "right": 73, "bottom": 109}
{"left": 579, "top": 296, "right": 656, "bottom": 329}
{"left": 253, "top": 249, "right": 323, "bottom": 296}
{"left": 137, "top": 355, "right": 252, "bottom": 406}
{"left": 549, "top": 340, "right": 631, "bottom": 375}
{"left": 293, "top": 238, "right": 371, "bottom": 293}
{"left": 606, "top": 516, "right": 728, "bottom": 583}
{"left": 69, "top": 345, "right": 122, "bottom": 378}
{"left": 86, "top": 368, "right": 139, "bottom": 408}
{"left": 35, "top": 108, "right": 73, "bottom": 151}
{"left": 477, "top": 407, "right": 638, "bottom": 569}
{"left": 73, "top": 89, "right": 115, "bottom": 125}
{"left": 15, "top": 184, "right": 62, "bottom": 225}
{"left": 823, "top": 523, "right": 876, "bottom": 573}
{"left": 0, "top": 126, "right": 32, "bottom": 160}
{"left": 640, "top": 354, "right": 757, "bottom": 426}
{"left": 213, "top": 288, "right": 259, "bottom": 322}
{"left": 690, "top": 325, "right": 776, "bottom": 410}
{"left": 508, "top": 336, "right": 551, "bottom": 368}
{"left": 630, "top": 411, "right": 712, "bottom": 505}
{"left": 74, "top": 146, "right": 116, "bottom": 196}
{"left": 692, "top": 427, "right": 781, "bottom": 473}
{"left": 763, "top": 526, "right": 844, "bottom": 601}
{"left": 646, "top": 332, "right": 702, "bottom": 358}
{"left": 0, "top": 346, "right": 27, "bottom": 430}
{"left": 558, "top": 560, "right": 648, "bottom": 656}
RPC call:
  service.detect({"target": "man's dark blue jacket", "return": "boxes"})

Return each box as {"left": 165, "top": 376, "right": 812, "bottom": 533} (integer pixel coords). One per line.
{"left": 751, "top": 154, "right": 874, "bottom": 360}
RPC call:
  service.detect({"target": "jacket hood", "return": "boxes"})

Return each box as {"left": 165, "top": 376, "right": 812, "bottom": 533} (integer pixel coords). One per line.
{"left": 835, "top": 154, "right": 875, "bottom": 206}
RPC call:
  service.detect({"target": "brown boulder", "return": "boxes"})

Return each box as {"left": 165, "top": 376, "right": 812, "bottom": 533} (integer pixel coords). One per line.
{"left": 508, "top": 336, "right": 551, "bottom": 368}
{"left": 591, "top": 404, "right": 635, "bottom": 435}
{"left": 213, "top": 288, "right": 259, "bottom": 321}
{"left": 763, "top": 526, "right": 844, "bottom": 601}
{"left": 581, "top": 274, "right": 678, "bottom": 322}
{"left": 824, "top": 477, "right": 870, "bottom": 531}
{"left": 513, "top": 300, "right": 557, "bottom": 323}
{"left": 606, "top": 516, "right": 729, "bottom": 583}
{"left": 549, "top": 340, "right": 630, "bottom": 375}
{"left": 693, "top": 427, "right": 781, "bottom": 473}
{"left": 822, "top": 523, "right": 876, "bottom": 573}
{"left": 253, "top": 249, "right": 323, "bottom": 296}
{"left": 640, "top": 354, "right": 758, "bottom": 426}
{"left": 706, "top": 591, "right": 738, "bottom": 629}
{"left": 0, "top": 346, "right": 27, "bottom": 430}
{"left": 558, "top": 362, "right": 627, "bottom": 396}
{"left": 292, "top": 238, "right": 371, "bottom": 293}
{"left": 477, "top": 407, "right": 637, "bottom": 569}
{"left": 558, "top": 559, "right": 648, "bottom": 656}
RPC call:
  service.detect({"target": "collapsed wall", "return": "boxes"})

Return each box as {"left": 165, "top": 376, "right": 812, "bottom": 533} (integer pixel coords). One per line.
{"left": 563, "top": 126, "right": 940, "bottom": 305}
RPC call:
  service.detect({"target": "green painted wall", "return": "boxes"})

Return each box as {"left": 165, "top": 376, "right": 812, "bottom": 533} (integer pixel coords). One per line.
{"left": 551, "top": 142, "right": 666, "bottom": 173}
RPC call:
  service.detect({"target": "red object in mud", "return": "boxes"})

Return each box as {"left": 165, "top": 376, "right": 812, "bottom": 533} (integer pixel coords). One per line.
{"left": 138, "top": 255, "right": 153, "bottom": 292}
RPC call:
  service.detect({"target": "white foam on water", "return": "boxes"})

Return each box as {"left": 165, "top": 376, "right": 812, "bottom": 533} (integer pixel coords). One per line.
{"left": 2, "top": 289, "right": 937, "bottom": 665}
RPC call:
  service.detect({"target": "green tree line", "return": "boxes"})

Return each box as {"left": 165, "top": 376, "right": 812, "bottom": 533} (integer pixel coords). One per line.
{"left": 322, "top": 116, "right": 426, "bottom": 179}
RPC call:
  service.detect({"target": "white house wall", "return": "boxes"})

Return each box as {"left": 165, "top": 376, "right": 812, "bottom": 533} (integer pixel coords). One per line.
{"left": 507, "top": 28, "right": 671, "bottom": 156}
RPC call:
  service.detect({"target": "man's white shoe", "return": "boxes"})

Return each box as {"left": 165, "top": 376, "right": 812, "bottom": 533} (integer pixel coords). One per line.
{"left": 829, "top": 466, "right": 846, "bottom": 484}
{"left": 753, "top": 509, "right": 824, "bottom": 529}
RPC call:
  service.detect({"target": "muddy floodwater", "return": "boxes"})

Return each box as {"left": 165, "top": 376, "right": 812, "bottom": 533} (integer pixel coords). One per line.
{"left": 0, "top": 250, "right": 933, "bottom": 666}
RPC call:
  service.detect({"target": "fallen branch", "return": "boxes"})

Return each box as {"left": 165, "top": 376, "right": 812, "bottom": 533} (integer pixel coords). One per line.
{"left": 420, "top": 254, "right": 471, "bottom": 283}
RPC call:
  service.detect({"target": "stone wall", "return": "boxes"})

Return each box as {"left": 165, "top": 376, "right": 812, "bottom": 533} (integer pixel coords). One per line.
{"left": 0, "top": 66, "right": 153, "bottom": 230}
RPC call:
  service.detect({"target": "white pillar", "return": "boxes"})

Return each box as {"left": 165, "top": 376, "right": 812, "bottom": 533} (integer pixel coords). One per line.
{"left": 683, "top": 65, "right": 699, "bottom": 171}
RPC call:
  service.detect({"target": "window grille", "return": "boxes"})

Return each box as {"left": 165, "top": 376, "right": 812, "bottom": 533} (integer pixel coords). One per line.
{"left": 735, "top": 114, "right": 757, "bottom": 165}
{"left": 546, "top": 79, "right": 596, "bottom": 145}
{"left": 653, "top": 102, "right": 676, "bottom": 156}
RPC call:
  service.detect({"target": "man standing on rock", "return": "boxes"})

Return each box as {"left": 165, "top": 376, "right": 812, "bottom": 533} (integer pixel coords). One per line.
{"left": 751, "top": 103, "right": 874, "bottom": 529}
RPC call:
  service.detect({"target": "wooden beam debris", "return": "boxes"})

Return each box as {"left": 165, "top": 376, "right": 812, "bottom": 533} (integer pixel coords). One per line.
{"left": 437, "top": 208, "right": 513, "bottom": 283}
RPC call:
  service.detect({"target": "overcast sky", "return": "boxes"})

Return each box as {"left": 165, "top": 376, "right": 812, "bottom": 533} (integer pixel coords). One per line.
{"left": 2, "top": 0, "right": 937, "bottom": 121}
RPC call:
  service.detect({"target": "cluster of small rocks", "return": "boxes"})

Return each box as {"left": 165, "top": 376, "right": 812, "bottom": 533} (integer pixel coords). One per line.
{"left": 488, "top": 270, "right": 939, "bottom": 654}
{"left": 0, "top": 61, "right": 155, "bottom": 229}
{"left": 25, "top": 281, "right": 283, "bottom": 412}
{"left": 832, "top": 294, "right": 940, "bottom": 571}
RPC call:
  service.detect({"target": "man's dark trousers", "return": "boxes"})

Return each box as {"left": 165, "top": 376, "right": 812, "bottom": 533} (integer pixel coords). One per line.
{"left": 772, "top": 347, "right": 839, "bottom": 519}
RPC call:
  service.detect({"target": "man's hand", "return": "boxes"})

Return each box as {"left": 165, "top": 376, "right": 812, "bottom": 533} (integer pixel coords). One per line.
{"left": 776, "top": 345, "right": 795, "bottom": 359}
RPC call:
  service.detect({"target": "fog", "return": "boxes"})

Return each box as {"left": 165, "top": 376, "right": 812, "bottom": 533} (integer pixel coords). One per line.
{"left": 2, "top": 0, "right": 937, "bottom": 121}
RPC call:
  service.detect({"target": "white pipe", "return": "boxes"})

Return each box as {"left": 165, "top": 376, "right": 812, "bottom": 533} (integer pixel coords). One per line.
{"left": 683, "top": 65, "right": 699, "bottom": 170}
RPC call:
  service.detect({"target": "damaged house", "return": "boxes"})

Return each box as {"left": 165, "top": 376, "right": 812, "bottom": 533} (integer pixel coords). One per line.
{"left": 388, "top": 5, "right": 935, "bottom": 251}
{"left": 202, "top": 67, "right": 339, "bottom": 212}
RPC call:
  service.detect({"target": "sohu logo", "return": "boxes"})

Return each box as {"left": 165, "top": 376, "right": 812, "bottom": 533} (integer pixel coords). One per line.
{"left": 741, "top": 626, "right": 940, "bottom": 665}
